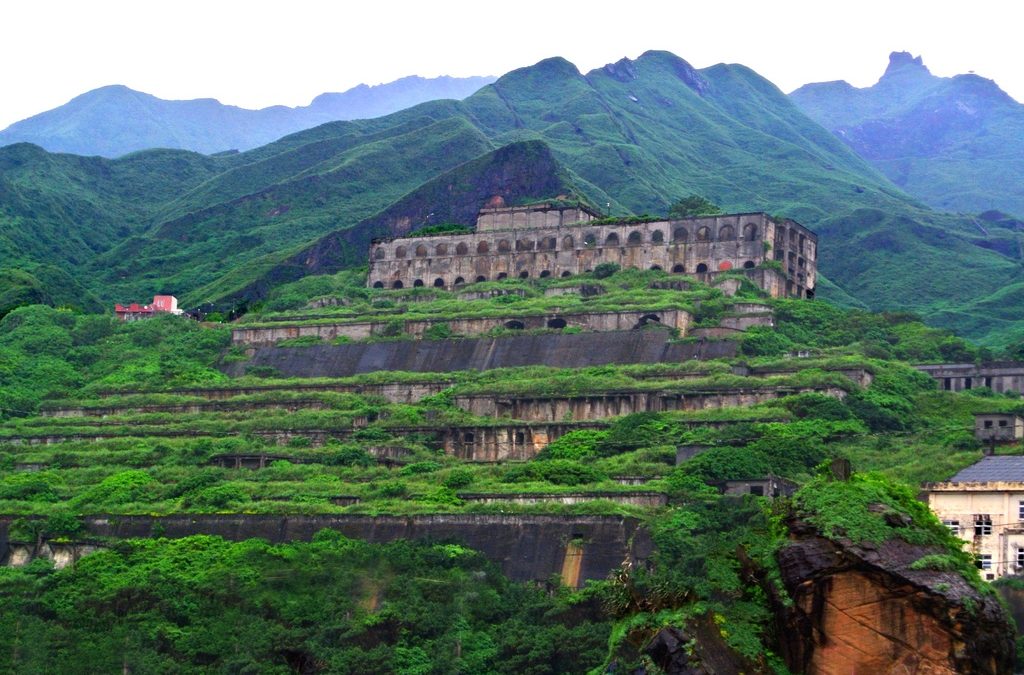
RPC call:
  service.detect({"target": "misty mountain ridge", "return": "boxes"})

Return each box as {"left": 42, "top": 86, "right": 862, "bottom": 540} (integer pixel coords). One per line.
{"left": 0, "top": 75, "right": 496, "bottom": 158}
{"left": 791, "top": 51, "right": 1024, "bottom": 216}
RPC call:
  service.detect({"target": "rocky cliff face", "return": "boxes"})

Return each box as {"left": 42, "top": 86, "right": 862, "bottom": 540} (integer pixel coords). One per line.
{"left": 774, "top": 520, "right": 1015, "bottom": 674}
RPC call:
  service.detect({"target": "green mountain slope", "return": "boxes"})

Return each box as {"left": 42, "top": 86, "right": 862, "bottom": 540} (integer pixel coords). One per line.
{"left": 0, "top": 76, "right": 495, "bottom": 157}
{"left": 1, "top": 50, "right": 1023, "bottom": 344}
{"left": 791, "top": 52, "right": 1024, "bottom": 217}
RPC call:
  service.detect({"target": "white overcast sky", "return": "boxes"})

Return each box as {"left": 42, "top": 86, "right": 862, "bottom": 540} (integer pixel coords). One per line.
{"left": 2, "top": 0, "right": 1020, "bottom": 130}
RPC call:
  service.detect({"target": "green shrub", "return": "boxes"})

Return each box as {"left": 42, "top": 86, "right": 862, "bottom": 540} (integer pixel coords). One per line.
{"left": 400, "top": 461, "right": 443, "bottom": 476}
{"left": 504, "top": 460, "right": 604, "bottom": 486}
{"left": 539, "top": 430, "right": 609, "bottom": 461}
{"left": 593, "top": 263, "right": 621, "bottom": 279}
{"left": 423, "top": 323, "right": 454, "bottom": 339}
{"left": 443, "top": 468, "right": 475, "bottom": 489}
{"left": 187, "top": 484, "right": 249, "bottom": 509}
{"left": 740, "top": 327, "right": 795, "bottom": 357}
{"left": 782, "top": 393, "right": 853, "bottom": 421}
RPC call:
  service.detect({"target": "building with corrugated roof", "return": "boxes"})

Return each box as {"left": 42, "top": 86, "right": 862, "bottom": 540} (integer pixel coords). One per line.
{"left": 925, "top": 455, "right": 1024, "bottom": 580}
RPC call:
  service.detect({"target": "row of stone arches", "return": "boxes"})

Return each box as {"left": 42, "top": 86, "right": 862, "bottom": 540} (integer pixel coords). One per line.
{"left": 372, "top": 269, "right": 574, "bottom": 289}
{"left": 375, "top": 223, "right": 760, "bottom": 260}
{"left": 371, "top": 259, "right": 759, "bottom": 289}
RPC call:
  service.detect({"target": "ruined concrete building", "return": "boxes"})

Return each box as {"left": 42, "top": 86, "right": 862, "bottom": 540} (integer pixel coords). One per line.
{"left": 367, "top": 202, "right": 817, "bottom": 298}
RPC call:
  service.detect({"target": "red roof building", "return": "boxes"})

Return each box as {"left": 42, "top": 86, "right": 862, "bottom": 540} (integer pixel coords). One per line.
{"left": 114, "top": 295, "right": 183, "bottom": 321}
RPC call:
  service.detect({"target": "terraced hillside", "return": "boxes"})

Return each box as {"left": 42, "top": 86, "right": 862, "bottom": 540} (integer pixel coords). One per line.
{"left": 0, "top": 264, "right": 1017, "bottom": 671}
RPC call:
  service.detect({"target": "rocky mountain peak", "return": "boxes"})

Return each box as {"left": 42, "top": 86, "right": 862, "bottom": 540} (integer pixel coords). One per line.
{"left": 882, "top": 51, "right": 931, "bottom": 79}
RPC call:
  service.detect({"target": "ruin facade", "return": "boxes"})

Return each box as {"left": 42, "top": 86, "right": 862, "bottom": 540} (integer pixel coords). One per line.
{"left": 367, "top": 202, "right": 817, "bottom": 298}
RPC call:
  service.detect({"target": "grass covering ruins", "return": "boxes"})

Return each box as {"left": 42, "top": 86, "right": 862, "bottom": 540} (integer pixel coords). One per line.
{"left": 0, "top": 261, "right": 1017, "bottom": 671}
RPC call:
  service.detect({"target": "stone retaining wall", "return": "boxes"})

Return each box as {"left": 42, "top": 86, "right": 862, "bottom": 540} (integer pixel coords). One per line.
{"left": 0, "top": 514, "right": 651, "bottom": 586}
{"left": 230, "top": 309, "right": 692, "bottom": 346}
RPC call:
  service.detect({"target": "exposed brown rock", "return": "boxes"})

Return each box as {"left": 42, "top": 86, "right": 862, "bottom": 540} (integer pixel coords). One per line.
{"left": 774, "top": 521, "right": 1015, "bottom": 674}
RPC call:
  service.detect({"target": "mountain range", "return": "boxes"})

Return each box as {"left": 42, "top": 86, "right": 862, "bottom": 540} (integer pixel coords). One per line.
{"left": 791, "top": 52, "right": 1024, "bottom": 219}
{"left": 1, "top": 50, "right": 1023, "bottom": 344}
{"left": 0, "top": 76, "right": 495, "bottom": 157}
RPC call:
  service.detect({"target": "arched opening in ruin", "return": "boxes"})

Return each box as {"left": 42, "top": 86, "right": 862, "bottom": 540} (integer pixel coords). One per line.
{"left": 373, "top": 281, "right": 384, "bottom": 288}
{"left": 672, "top": 264, "right": 685, "bottom": 273}
{"left": 515, "top": 431, "right": 526, "bottom": 444}
{"left": 696, "top": 263, "right": 708, "bottom": 273}
{"left": 433, "top": 278, "right": 445, "bottom": 288}
{"left": 561, "top": 271, "right": 572, "bottom": 277}
{"left": 516, "top": 239, "right": 535, "bottom": 251}
{"left": 627, "top": 231, "right": 642, "bottom": 245}
{"left": 584, "top": 233, "right": 596, "bottom": 247}
{"left": 563, "top": 235, "right": 575, "bottom": 249}
{"left": 696, "top": 227, "right": 710, "bottom": 242}
{"left": 633, "top": 314, "right": 662, "bottom": 329}
{"left": 392, "top": 280, "right": 404, "bottom": 289}
{"left": 743, "top": 223, "right": 758, "bottom": 241}
{"left": 743, "top": 260, "right": 756, "bottom": 269}
{"left": 456, "top": 242, "right": 468, "bottom": 255}
{"left": 454, "top": 276, "right": 465, "bottom": 286}
{"left": 463, "top": 432, "right": 475, "bottom": 443}
{"left": 539, "top": 270, "right": 551, "bottom": 278}
{"left": 395, "top": 246, "right": 407, "bottom": 258}
{"left": 415, "top": 244, "right": 428, "bottom": 257}
{"left": 413, "top": 279, "right": 424, "bottom": 287}
{"left": 651, "top": 230, "right": 664, "bottom": 243}
{"left": 374, "top": 248, "right": 385, "bottom": 260}
{"left": 606, "top": 232, "right": 620, "bottom": 245}
{"left": 673, "top": 227, "right": 688, "bottom": 242}
{"left": 504, "top": 320, "right": 525, "bottom": 330}
{"left": 547, "top": 317, "right": 567, "bottom": 329}
{"left": 540, "top": 237, "right": 557, "bottom": 250}
{"left": 806, "top": 288, "right": 815, "bottom": 300}
{"left": 477, "top": 241, "right": 490, "bottom": 254}
{"left": 475, "top": 275, "right": 486, "bottom": 283}
{"left": 497, "top": 272, "right": 508, "bottom": 280}
{"left": 650, "top": 265, "right": 662, "bottom": 271}
{"left": 435, "top": 243, "right": 448, "bottom": 255}
{"left": 498, "top": 239, "right": 511, "bottom": 252}
{"left": 519, "top": 271, "right": 530, "bottom": 279}
{"left": 718, "top": 225, "right": 735, "bottom": 241}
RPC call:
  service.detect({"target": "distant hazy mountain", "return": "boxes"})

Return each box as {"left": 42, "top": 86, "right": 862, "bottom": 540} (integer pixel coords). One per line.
{"left": 791, "top": 52, "right": 1024, "bottom": 216}
{"left": 0, "top": 75, "right": 495, "bottom": 157}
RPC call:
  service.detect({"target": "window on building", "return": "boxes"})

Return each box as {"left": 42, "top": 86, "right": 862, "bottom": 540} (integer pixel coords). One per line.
{"left": 976, "top": 553, "right": 993, "bottom": 570}
{"left": 749, "top": 485, "right": 764, "bottom": 496}
{"left": 943, "top": 519, "right": 960, "bottom": 535}
{"left": 985, "top": 420, "right": 994, "bottom": 428}
{"left": 1017, "top": 547, "right": 1024, "bottom": 570}
{"left": 975, "top": 516, "right": 993, "bottom": 536}
{"left": 1018, "top": 501, "right": 1024, "bottom": 521}
{"left": 1000, "top": 420, "right": 1008, "bottom": 427}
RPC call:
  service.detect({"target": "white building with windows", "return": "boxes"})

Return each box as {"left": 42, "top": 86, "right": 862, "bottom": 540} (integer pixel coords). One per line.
{"left": 925, "top": 455, "right": 1024, "bottom": 580}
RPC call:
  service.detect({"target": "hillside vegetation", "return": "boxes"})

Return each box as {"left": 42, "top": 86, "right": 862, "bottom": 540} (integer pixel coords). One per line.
{"left": 1, "top": 51, "right": 1023, "bottom": 343}
{"left": 792, "top": 52, "right": 1024, "bottom": 218}
{"left": 1, "top": 266, "right": 1015, "bottom": 670}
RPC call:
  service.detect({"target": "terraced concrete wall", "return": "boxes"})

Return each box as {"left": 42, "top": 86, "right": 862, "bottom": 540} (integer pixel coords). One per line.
{"left": 222, "top": 331, "right": 739, "bottom": 378}
{"left": 453, "top": 385, "right": 848, "bottom": 422}
{"left": 458, "top": 492, "right": 668, "bottom": 507}
{"left": 230, "top": 309, "right": 691, "bottom": 346}
{"left": 0, "top": 514, "right": 652, "bottom": 586}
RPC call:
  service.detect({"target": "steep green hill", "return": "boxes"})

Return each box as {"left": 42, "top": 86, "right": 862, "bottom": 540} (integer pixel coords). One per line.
{"left": 791, "top": 52, "right": 1024, "bottom": 217}
{"left": 2, "top": 50, "right": 1023, "bottom": 343}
